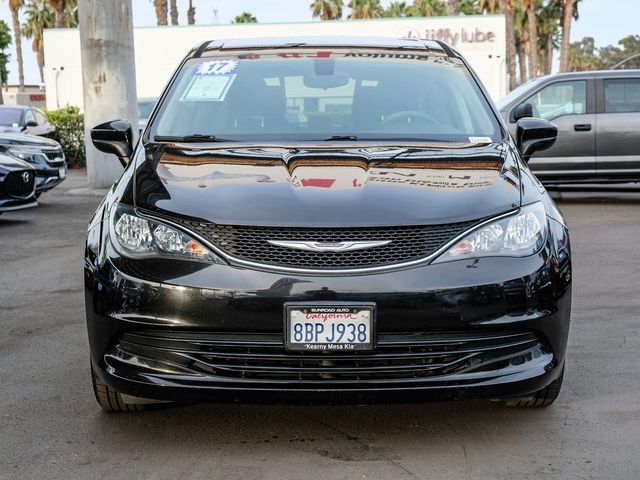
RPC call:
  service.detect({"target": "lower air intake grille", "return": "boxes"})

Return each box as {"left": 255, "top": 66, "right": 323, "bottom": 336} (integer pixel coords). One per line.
{"left": 112, "top": 330, "right": 544, "bottom": 385}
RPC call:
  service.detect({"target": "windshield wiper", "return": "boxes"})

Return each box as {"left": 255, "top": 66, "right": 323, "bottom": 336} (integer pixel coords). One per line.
{"left": 322, "top": 135, "right": 359, "bottom": 141}
{"left": 153, "top": 134, "right": 233, "bottom": 143}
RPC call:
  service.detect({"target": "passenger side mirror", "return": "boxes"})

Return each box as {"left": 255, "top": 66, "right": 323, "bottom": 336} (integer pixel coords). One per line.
{"left": 91, "top": 120, "right": 133, "bottom": 167}
{"left": 516, "top": 118, "right": 558, "bottom": 163}
{"left": 24, "top": 120, "right": 38, "bottom": 128}
{"left": 512, "top": 102, "right": 533, "bottom": 122}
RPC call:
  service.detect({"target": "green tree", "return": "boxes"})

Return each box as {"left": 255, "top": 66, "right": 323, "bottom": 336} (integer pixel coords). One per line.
{"left": 21, "top": 0, "right": 54, "bottom": 84}
{"left": 233, "top": 12, "right": 257, "bottom": 23}
{"left": 384, "top": 1, "right": 409, "bottom": 16}
{"left": 6, "top": 0, "right": 24, "bottom": 91}
{"left": 568, "top": 36, "right": 599, "bottom": 71}
{"left": 409, "top": 0, "right": 447, "bottom": 17}
{"left": 45, "top": 0, "right": 75, "bottom": 28}
{"left": 311, "top": 0, "right": 343, "bottom": 20}
{"left": 0, "top": 19, "right": 11, "bottom": 103}
{"left": 604, "top": 35, "right": 640, "bottom": 69}
{"left": 537, "top": 0, "right": 562, "bottom": 75}
{"left": 348, "top": 0, "right": 383, "bottom": 18}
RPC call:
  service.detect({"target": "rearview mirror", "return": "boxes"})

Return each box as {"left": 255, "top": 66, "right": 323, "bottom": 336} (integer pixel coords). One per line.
{"left": 516, "top": 118, "right": 558, "bottom": 163}
{"left": 303, "top": 73, "right": 350, "bottom": 89}
{"left": 91, "top": 120, "right": 133, "bottom": 167}
{"left": 512, "top": 102, "right": 533, "bottom": 122}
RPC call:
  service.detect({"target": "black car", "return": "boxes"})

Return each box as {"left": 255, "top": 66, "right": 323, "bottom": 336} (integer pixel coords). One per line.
{"left": 0, "top": 154, "right": 37, "bottom": 214}
{"left": 0, "top": 105, "right": 56, "bottom": 136}
{"left": 0, "top": 133, "right": 67, "bottom": 194}
{"left": 496, "top": 70, "right": 640, "bottom": 185}
{"left": 85, "top": 37, "right": 571, "bottom": 412}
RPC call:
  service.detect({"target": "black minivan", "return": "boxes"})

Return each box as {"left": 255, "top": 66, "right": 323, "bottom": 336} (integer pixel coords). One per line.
{"left": 85, "top": 37, "right": 571, "bottom": 412}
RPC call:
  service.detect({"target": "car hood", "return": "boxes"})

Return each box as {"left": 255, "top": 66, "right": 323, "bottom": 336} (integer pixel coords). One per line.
{"left": 0, "top": 132, "right": 60, "bottom": 147}
{"left": 134, "top": 143, "right": 521, "bottom": 227}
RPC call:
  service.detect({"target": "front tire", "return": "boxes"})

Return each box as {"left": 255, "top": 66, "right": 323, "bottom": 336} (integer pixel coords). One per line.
{"left": 91, "top": 367, "right": 146, "bottom": 412}
{"left": 505, "top": 367, "right": 564, "bottom": 407}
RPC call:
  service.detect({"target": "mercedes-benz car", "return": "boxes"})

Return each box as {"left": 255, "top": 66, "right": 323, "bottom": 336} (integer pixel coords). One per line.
{"left": 0, "top": 133, "right": 67, "bottom": 195}
{"left": 0, "top": 154, "right": 37, "bottom": 214}
{"left": 85, "top": 38, "right": 571, "bottom": 412}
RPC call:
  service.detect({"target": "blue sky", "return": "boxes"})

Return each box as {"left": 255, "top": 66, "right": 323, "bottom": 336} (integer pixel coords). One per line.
{"left": 0, "top": 0, "right": 638, "bottom": 85}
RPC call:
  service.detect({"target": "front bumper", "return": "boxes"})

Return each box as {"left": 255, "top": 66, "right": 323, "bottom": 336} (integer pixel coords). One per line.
{"left": 85, "top": 232, "right": 572, "bottom": 403}
{"left": 34, "top": 164, "right": 66, "bottom": 192}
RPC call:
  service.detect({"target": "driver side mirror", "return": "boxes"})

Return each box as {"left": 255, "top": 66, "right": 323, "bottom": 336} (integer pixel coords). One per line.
{"left": 91, "top": 120, "right": 133, "bottom": 167}
{"left": 512, "top": 102, "right": 533, "bottom": 122}
{"left": 24, "top": 120, "right": 38, "bottom": 128}
{"left": 516, "top": 118, "right": 558, "bottom": 163}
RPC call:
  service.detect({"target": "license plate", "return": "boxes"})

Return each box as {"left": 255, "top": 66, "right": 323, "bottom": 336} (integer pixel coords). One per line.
{"left": 59, "top": 167, "right": 66, "bottom": 179}
{"left": 284, "top": 303, "right": 374, "bottom": 351}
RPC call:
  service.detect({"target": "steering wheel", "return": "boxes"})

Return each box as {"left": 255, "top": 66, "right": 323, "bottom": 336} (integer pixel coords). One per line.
{"left": 381, "top": 110, "right": 440, "bottom": 126}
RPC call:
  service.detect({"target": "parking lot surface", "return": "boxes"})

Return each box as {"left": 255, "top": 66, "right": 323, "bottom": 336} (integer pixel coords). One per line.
{"left": 1, "top": 170, "right": 639, "bottom": 480}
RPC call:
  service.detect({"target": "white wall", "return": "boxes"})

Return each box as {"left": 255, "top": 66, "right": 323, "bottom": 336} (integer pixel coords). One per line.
{"left": 43, "top": 15, "right": 506, "bottom": 110}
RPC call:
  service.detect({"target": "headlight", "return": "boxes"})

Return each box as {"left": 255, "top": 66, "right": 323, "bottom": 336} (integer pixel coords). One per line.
{"left": 9, "top": 147, "right": 45, "bottom": 163}
{"left": 110, "top": 203, "right": 225, "bottom": 264}
{"left": 432, "top": 202, "right": 547, "bottom": 263}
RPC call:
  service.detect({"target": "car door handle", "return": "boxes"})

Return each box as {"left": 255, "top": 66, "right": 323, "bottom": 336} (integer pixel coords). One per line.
{"left": 574, "top": 124, "right": 592, "bottom": 131}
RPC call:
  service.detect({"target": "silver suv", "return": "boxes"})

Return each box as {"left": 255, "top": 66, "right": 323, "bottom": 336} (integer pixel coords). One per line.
{"left": 497, "top": 70, "right": 640, "bottom": 185}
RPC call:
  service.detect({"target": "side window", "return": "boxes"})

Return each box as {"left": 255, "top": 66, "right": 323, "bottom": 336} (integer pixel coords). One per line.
{"left": 604, "top": 78, "right": 640, "bottom": 113}
{"left": 24, "top": 109, "right": 36, "bottom": 125}
{"left": 34, "top": 110, "right": 47, "bottom": 125}
{"left": 519, "top": 80, "right": 587, "bottom": 121}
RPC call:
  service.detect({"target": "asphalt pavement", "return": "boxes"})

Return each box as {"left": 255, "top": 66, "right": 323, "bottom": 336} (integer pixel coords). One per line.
{"left": 1, "top": 170, "right": 639, "bottom": 480}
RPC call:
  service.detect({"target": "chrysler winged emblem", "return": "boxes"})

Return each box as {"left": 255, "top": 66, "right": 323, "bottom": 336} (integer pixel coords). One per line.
{"left": 267, "top": 240, "right": 391, "bottom": 253}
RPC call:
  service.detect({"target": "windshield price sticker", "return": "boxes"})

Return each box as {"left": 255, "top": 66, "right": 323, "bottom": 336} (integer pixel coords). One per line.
{"left": 180, "top": 74, "right": 236, "bottom": 102}
{"left": 286, "top": 305, "right": 374, "bottom": 351}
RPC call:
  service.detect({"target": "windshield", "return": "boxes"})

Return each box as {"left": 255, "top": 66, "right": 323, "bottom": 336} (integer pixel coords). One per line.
{"left": 0, "top": 108, "right": 23, "bottom": 127}
{"left": 151, "top": 49, "right": 501, "bottom": 143}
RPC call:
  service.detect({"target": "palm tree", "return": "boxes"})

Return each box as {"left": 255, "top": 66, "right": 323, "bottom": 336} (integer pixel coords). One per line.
{"left": 6, "top": 0, "right": 24, "bottom": 91}
{"left": 537, "top": 1, "right": 561, "bottom": 75}
{"left": 558, "top": 0, "right": 578, "bottom": 72}
{"left": 45, "top": 0, "right": 71, "bottom": 28}
{"left": 348, "top": 0, "right": 384, "bottom": 19}
{"left": 500, "top": 0, "right": 517, "bottom": 90}
{"left": 521, "top": 0, "right": 538, "bottom": 79}
{"left": 514, "top": 2, "right": 528, "bottom": 83}
{"left": 187, "top": 0, "right": 195, "bottom": 24}
{"left": 169, "top": 0, "right": 178, "bottom": 24}
{"left": 21, "top": 0, "right": 53, "bottom": 83}
{"left": 152, "top": 0, "right": 168, "bottom": 25}
{"left": 409, "top": 0, "right": 447, "bottom": 17}
{"left": 384, "top": 1, "right": 409, "bottom": 16}
{"left": 446, "top": 0, "right": 458, "bottom": 15}
{"left": 311, "top": 0, "right": 343, "bottom": 20}
{"left": 478, "top": 0, "right": 500, "bottom": 13}
{"left": 233, "top": 12, "right": 257, "bottom": 23}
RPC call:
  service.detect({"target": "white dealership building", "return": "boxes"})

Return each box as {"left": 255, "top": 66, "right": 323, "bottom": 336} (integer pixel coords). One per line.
{"left": 43, "top": 15, "right": 506, "bottom": 110}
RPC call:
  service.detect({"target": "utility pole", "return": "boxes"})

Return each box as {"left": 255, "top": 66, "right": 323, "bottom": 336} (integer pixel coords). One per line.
{"left": 78, "top": 0, "right": 138, "bottom": 189}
